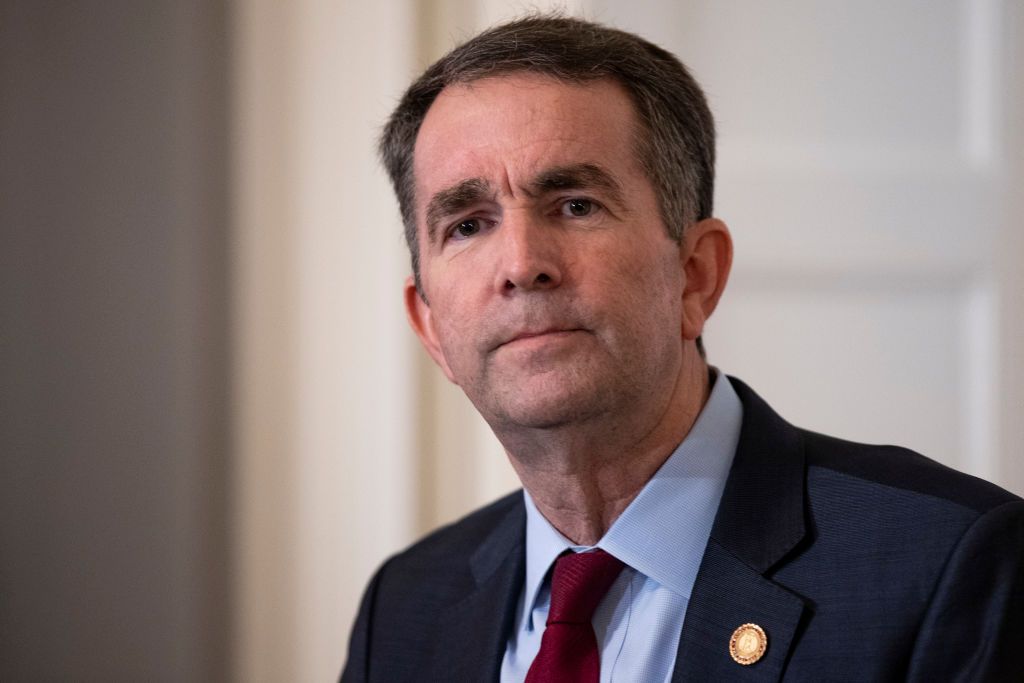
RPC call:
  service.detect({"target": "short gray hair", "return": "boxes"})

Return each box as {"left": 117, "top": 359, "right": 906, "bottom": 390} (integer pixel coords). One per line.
{"left": 379, "top": 14, "right": 716, "bottom": 290}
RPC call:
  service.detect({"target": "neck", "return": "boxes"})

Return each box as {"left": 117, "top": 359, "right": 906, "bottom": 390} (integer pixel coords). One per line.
{"left": 501, "top": 352, "right": 711, "bottom": 545}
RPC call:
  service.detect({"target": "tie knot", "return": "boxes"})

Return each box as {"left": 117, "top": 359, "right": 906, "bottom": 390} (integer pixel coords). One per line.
{"left": 546, "top": 549, "right": 625, "bottom": 625}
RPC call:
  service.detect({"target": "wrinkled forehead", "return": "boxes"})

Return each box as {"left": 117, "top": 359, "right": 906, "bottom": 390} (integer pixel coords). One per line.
{"left": 411, "top": 74, "right": 646, "bottom": 214}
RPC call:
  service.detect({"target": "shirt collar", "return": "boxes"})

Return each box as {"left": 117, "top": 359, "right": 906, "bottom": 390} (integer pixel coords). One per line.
{"left": 520, "top": 369, "right": 743, "bottom": 623}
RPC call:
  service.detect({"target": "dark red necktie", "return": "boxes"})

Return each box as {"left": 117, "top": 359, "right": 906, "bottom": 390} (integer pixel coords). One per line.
{"left": 525, "top": 549, "right": 625, "bottom": 683}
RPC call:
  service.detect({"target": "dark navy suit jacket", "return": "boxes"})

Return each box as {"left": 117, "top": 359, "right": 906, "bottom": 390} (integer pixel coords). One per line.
{"left": 342, "top": 379, "right": 1024, "bottom": 682}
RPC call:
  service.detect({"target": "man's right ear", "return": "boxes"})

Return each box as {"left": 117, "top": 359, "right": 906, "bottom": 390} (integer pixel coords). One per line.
{"left": 404, "top": 276, "right": 457, "bottom": 383}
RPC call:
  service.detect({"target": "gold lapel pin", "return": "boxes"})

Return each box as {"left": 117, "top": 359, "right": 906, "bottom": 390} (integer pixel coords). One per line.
{"left": 729, "top": 623, "right": 767, "bottom": 665}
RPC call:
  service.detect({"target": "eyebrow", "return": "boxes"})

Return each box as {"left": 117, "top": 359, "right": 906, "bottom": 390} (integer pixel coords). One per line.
{"left": 527, "top": 163, "right": 625, "bottom": 206}
{"left": 423, "top": 162, "right": 626, "bottom": 245}
{"left": 425, "top": 178, "right": 494, "bottom": 245}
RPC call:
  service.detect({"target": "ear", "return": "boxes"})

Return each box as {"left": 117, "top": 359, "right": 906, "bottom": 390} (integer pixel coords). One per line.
{"left": 680, "top": 218, "right": 733, "bottom": 341}
{"left": 404, "top": 276, "right": 457, "bottom": 383}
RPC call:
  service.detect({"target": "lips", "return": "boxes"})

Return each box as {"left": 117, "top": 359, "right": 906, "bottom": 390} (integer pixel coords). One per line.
{"left": 485, "top": 307, "right": 590, "bottom": 352}
{"left": 497, "top": 327, "right": 583, "bottom": 349}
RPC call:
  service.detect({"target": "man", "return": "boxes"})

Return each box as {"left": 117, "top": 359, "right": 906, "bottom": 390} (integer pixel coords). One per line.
{"left": 342, "top": 15, "right": 1023, "bottom": 682}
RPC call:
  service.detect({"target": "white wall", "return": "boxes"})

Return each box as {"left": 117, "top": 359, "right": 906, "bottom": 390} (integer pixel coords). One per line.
{"left": 231, "top": 1, "right": 419, "bottom": 681}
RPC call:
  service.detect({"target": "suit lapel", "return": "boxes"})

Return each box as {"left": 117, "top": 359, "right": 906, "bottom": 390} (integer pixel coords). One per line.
{"left": 673, "top": 378, "right": 809, "bottom": 682}
{"left": 671, "top": 540, "right": 806, "bottom": 681}
{"left": 422, "top": 499, "right": 526, "bottom": 682}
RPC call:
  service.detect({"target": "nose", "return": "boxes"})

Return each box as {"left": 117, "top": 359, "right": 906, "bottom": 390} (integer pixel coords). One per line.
{"left": 493, "top": 210, "right": 563, "bottom": 293}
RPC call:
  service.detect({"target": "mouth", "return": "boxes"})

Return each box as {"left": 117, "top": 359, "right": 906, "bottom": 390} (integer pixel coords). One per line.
{"left": 497, "top": 327, "right": 585, "bottom": 350}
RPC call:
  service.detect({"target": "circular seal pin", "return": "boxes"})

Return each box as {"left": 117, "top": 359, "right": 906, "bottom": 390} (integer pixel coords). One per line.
{"left": 729, "top": 623, "right": 767, "bottom": 665}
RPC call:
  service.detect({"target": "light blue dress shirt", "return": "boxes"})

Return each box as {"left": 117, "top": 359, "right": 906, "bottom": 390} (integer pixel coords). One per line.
{"left": 500, "top": 371, "right": 743, "bottom": 682}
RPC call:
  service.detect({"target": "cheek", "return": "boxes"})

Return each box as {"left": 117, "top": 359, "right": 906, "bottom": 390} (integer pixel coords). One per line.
{"left": 428, "top": 293, "right": 481, "bottom": 370}
{"left": 626, "top": 253, "right": 685, "bottom": 339}
{"left": 430, "top": 299, "right": 467, "bottom": 344}
{"left": 574, "top": 252, "right": 678, "bottom": 351}
{"left": 607, "top": 243, "right": 683, "bottom": 308}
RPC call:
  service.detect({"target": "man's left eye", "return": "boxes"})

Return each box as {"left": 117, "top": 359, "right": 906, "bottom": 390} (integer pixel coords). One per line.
{"left": 562, "top": 198, "right": 596, "bottom": 217}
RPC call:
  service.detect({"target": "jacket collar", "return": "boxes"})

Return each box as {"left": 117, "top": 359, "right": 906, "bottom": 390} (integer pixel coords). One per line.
{"left": 711, "top": 377, "right": 807, "bottom": 572}
{"left": 421, "top": 498, "right": 526, "bottom": 682}
{"left": 672, "top": 377, "right": 809, "bottom": 682}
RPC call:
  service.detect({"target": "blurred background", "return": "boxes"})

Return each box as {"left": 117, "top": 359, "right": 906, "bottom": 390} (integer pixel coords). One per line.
{"left": 2, "top": 0, "right": 1021, "bottom": 680}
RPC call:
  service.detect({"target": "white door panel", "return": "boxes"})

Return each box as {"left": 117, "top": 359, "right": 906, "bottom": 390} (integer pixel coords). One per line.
{"left": 596, "top": 0, "right": 1014, "bottom": 487}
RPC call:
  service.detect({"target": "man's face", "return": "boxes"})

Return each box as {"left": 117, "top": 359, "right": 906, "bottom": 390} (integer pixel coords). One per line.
{"left": 407, "top": 74, "right": 689, "bottom": 431}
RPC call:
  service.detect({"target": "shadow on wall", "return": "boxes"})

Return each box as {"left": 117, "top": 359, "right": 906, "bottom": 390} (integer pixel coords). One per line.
{"left": 0, "top": 2, "right": 230, "bottom": 681}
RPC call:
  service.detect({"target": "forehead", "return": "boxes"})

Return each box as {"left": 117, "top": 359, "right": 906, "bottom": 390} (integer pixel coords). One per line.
{"left": 412, "top": 74, "right": 644, "bottom": 210}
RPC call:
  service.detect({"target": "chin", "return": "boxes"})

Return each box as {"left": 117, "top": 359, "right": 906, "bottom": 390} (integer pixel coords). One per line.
{"left": 493, "top": 407, "right": 581, "bottom": 431}
{"left": 479, "top": 383, "right": 611, "bottom": 431}
{"left": 461, "top": 356, "right": 637, "bottom": 430}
